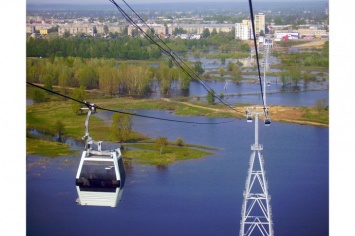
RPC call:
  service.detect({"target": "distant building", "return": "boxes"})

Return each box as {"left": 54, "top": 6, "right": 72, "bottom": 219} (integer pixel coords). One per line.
{"left": 267, "top": 24, "right": 292, "bottom": 34}
{"left": 96, "top": 23, "right": 126, "bottom": 35}
{"left": 30, "top": 33, "right": 42, "bottom": 39}
{"left": 235, "top": 20, "right": 252, "bottom": 40}
{"left": 32, "top": 24, "right": 54, "bottom": 31}
{"left": 296, "top": 25, "right": 328, "bottom": 38}
{"left": 169, "top": 23, "right": 234, "bottom": 35}
{"left": 190, "top": 34, "right": 201, "bottom": 39}
{"left": 128, "top": 23, "right": 166, "bottom": 36}
{"left": 258, "top": 36, "right": 273, "bottom": 48}
{"left": 235, "top": 14, "right": 265, "bottom": 40}
{"left": 27, "top": 23, "right": 54, "bottom": 34}
{"left": 275, "top": 32, "right": 299, "bottom": 40}
{"left": 26, "top": 25, "right": 35, "bottom": 34}
{"left": 274, "top": 28, "right": 328, "bottom": 39}
{"left": 39, "top": 29, "right": 48, "bottom": 35}
{"left": 58, "top": 24, "right": 95, "bottom": 36}
{"left": 254, "top": 13, "right": 265, "bottom": 35}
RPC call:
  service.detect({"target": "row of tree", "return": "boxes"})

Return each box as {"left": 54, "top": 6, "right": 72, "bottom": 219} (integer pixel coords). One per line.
{"left": 27, "top": 57, "right": 197, "bottom": 97}
{"left": 278, "top": 66, "right": 319, "bottom": 88}
{"left": 26, "top": 36, "right": 162, "bottom": 59}
{"left": 27, "top": 30, "right": 249, "bottom": 60}
{"left": 274, "top": 41, "right": 329, "bottom": 68}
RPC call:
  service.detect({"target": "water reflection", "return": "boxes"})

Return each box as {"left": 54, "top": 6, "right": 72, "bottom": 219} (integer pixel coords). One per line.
{"left": 27, "top": 129, "right": 84, "bottom": 150}
{"left": 27, "top": 98, "right": 34, "bottom": 106}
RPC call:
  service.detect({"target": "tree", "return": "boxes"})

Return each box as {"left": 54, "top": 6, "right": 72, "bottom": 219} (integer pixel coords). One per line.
{"left": 194, "top": 61, "right": 204, "bottom": 75}
{"left": 43, "top": 73, "right": 54, "bottom": 91}
{"left": 63, "top": 30, "right": 70, "bottom": 38}
{"left": 155, "top": 136, "right": 168, "bottom": 155}
{"left": 76, "top": 65, "right": 98, "bottom": 89}
{"left": 176, "top": 137, "right": 185, "bottom": 147}
{"left": 211, "top": 28, "right": 217, "bottom": 36}
{"left": 227, "top": 61, "right": 234, "bottom": 71}
{"left": 58, "top": 65, "right": 71, "bottom": 94}
{"left": 111, "top": 111, "right": 133, "bottom": 143}
{"left": 179, "top": 65, "right": 191, "bottom": 90}
{"left": 274, "top": 17, "right": 283, "bottom": 25}
{"left": 167, "top": 58, "right": 174, "bottom": 68}
{"left": 315, "top": 99, "right": 328, "bottom": 113}
{"left": 239, "top": 44, "right": 250, "bottom": 52}
{"left": 207, "top": 89, "right": 215, "bottom": 104}
{"left": 158, "top": 65, "right": 172, "bottom": 95}
{"left": 131, "top": 29, "right": 139, "bottom": 37}
{"left": 219, "top": 67, "right": 226, "bottom": 77}
{"left": 55, "top": 120, "right": 65, "bottom": 139}
{"left": 173, "top": 27, "right": 186, "bottom": 35}
{"left": 302, "top": 71, "right": 312, "bottom": 86}
{"left": 103, "top": 25, "right": 109, "bottom": 35}
{"left": 231, "top": 64, "right": 243, "bottom": 83}
{"left": 98, "top": 65, "right": 119, "bottom": 97}
{"left": 280, "top": 71, "right": 289, "bottom": 87}
{"left": 71, "top": 86, "right": 87, "bottom": 114}
{"left": 202, "top": 28, "right": 210, "bottom": 38}
{"left": 31, "top": 89, "right": 47, "bottom": 103}
{"left": 288, "top": 66, "right": 302, "bottom": 88}
{"left": 221, "top": 57, "right": 226, "bottom": 65}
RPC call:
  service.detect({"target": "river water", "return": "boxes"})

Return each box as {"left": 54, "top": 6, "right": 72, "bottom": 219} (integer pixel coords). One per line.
{"left": 27, "top": 109, "right": 328, "bottom": 235}
{"left": 150, "top": 80, "right": 329, "bottom": 107}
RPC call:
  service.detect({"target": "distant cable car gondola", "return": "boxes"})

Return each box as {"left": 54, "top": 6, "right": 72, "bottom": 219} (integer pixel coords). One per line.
{"left": 75, "top": 102, "right": 125, "bottom": 207}
{"left": 247, "top": 114, "right": 253, "bottom": 122}
{"left": 264, "top": 118, "right": 271, "bottom": 126}
{"left": 246, "top": 111, "right": 253, "bottom": 122}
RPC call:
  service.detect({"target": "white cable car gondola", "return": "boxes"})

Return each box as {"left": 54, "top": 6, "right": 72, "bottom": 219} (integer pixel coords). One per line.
{"left": 246, "top": 111, "right": 253, "bottom": 122}
{"left": 247, "top": 114, "right": 253, "bottom": 122}
{"left": 75, "top": 103, "right": 125, "bottom": 207}
{"left": 264, "top": 117, "right": 271, "bottom": 126}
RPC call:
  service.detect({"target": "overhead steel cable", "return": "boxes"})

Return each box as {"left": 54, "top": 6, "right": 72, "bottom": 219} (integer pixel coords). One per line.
{"left": 119, "top": 0, "right": 217, "bottom": 97}
{"left": 109, "top": 0, "right": 215, "bottom": 99}
{"left": 109, "top": 0, "right": 242, "bottom": 113}
{"left": 26, "top": 81, "right": 237, "bottom": 125}
{"left": 248, "top": 0, "right": 268, "bottom": 117}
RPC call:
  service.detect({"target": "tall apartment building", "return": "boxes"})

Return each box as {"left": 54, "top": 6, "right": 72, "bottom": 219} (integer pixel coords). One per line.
{"left": 235, "top": 20, "right": 252, "bottom": 40}
{"left": 235, "top": 13, "right": 265, "bottom": 40}
{"left": 254, "top": 13, "right": 265, "bottom": 35}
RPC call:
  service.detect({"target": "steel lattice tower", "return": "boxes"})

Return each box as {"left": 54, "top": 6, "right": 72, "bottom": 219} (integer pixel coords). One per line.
{"left": 240, "top": 109, "right": 273, "bottom": 236}
{"left": 240, "top": 45, "right": 273, "bottom": 236}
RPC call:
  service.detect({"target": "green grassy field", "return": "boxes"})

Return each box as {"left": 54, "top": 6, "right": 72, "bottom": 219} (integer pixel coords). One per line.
{"left": 26, "top": 98, "right": 219, "bottom": 164}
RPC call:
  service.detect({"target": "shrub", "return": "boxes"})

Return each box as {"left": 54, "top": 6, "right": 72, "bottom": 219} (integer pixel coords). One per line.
{"left": 31, "top": 89, "right": 47, "bottom": 103}
{"left": 176, "top": 137, "right": 185, "bottom": 147}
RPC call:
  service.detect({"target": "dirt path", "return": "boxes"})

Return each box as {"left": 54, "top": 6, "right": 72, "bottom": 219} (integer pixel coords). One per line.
{"left": 292, "top": 40, "right": 327, "bottom": 48}
{"left": 162, "top": 98, "right": 328, "bottom": 127}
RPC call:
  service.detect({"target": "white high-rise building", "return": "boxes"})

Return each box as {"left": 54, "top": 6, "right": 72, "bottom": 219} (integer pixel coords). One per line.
{"left": 235, "top": 20, "right": 252, "bottom": 40}
{"left": 235, "top": 13, "right": 265, "bottom": 40}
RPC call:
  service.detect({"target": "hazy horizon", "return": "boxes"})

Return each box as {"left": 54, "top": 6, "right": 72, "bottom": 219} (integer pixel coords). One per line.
{"left": 27, "top": 0, "right": 328, "bottom": 4}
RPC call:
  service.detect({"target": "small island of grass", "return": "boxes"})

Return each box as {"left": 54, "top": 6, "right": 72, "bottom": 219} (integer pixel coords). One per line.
{"left": 123, "top": 143, "right": 215, "bottom": 165}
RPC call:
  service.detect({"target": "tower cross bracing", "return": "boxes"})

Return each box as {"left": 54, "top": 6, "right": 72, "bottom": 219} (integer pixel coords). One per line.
{"left": 240, "top": 108, "right": 273, "bottom": 236}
